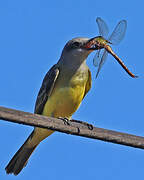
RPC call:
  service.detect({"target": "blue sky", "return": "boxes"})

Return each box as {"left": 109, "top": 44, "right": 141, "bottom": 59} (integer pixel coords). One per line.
{"left": 0, "top": 0, "right": 144, "bottom": 179}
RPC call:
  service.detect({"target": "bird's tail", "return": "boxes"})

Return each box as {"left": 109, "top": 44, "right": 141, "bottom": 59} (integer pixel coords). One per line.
{"left": 5, "top": 130, "right": 38, "bottom": 175}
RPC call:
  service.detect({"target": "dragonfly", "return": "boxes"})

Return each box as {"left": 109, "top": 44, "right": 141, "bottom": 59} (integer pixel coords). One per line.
{"left": 92, "top": 17, "right": 137, "bottom": 78}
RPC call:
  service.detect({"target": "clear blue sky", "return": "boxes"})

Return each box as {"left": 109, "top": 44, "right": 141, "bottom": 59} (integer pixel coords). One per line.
{"left": 0, "top": 0, "right": 144, "bottom": 179}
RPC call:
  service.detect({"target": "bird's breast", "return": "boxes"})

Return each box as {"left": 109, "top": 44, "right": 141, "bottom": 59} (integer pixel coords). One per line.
{"left": 43, "top": 71, "right": 88, "bottom": 119}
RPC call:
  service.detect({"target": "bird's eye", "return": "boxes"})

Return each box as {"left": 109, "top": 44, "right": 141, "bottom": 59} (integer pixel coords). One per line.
{"left": 73, "top": 41, "right": 80, "bottom": 47}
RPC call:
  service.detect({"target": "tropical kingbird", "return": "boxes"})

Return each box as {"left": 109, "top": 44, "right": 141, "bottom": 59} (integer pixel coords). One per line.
{"left": 5, "top": 37, "right": 98, "bottom": 175}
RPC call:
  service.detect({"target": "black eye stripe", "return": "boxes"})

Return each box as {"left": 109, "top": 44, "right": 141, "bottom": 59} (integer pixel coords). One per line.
{"left": 73, "top": 41, "right": 80, "bottom": 47}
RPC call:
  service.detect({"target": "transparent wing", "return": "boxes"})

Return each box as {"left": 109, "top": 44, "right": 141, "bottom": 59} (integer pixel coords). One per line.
{"left": 93, "top": 49, "right": 108, "bottom": 77}
{"left": 95, "top": 50, "right": 108, "bottom": 78}
{"left": 93, "top": 50, "right": 101, "bottom": 67}
{"left": 96, "top": 17, "right": 109, "bottom": 38}
{"left": 108, "top": 20, "right": 127, "bottom": 45}
{"left": 93, "top": 49, "right": 108, "bottom": 67}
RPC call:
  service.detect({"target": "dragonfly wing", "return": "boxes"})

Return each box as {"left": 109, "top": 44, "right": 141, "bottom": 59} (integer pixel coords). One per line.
{"left": 93, "top": 50, "right": 101, "bottom": 67}
{"left": 93, "top": 49, "right": 108, "bottom": 67}
{"left": 96, "top": 49, "right": 108, "bottom": 78}
{"left": 96, "top": 17, "right": 109, "bottom": 38}
{"left": 109, "top": 20, "right": 127, "bottom": 45}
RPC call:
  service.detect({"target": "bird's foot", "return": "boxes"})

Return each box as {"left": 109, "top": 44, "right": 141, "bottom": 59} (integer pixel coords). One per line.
{"left": 70, "top": 119, "right": 93, "bottom": 130}
{"left": 58, "top": 117, "right": 70, "bottom": 125}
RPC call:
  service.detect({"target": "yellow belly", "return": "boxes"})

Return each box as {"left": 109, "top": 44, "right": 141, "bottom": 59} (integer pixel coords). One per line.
{"left": 43, "top": 85, "right": 85, "bottom": 118}
{"left": 32, "top": 84, "right": 86, "bottom": 144}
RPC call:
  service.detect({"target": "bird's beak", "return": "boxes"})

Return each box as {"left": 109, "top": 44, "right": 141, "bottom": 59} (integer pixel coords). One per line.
{"left": 83, "top": 37, "right": 98, "bottom": 51}
{"left": 83, "top": 36, "right": 111, "bottom": 51}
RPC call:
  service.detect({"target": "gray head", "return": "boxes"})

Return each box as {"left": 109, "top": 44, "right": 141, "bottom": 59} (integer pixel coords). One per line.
{"left": 58, "top": 37, "right": 98, "bottom": 67}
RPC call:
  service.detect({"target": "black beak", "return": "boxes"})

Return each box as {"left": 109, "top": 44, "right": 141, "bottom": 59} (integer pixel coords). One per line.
{"left": 83, "top": 36, "right": 100, "bottom": 50}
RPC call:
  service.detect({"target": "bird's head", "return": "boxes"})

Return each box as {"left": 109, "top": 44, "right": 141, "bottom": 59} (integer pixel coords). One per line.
{"left": 59, "top": 37, "right": 102, "bottom": 67}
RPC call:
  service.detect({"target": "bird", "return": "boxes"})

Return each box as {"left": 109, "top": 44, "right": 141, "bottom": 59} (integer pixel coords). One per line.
{"left": 5, "top": 37, "right": 98, "bottom": 175}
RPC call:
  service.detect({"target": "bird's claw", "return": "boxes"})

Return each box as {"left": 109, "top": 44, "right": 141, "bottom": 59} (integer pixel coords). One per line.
{"left": 70, "top": 119, "right": 93, "bottom": 130}
{"left": 58, "top": 117, "right": 70, "bottom": 125}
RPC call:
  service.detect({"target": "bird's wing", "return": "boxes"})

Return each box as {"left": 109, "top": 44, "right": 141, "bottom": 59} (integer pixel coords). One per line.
{"left": 34, "top": 64, "right": 59, "bottom": 114}
{"left": 83, "top": 69, "right": 92, "bottom": 99}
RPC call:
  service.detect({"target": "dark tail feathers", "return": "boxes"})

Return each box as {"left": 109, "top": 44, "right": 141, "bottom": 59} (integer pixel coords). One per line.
{"left": 5, "top": 132, "right": 37, "bottom": 175}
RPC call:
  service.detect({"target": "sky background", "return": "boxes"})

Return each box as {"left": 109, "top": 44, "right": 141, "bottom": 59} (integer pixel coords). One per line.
{"left": 0, "top": 0, "right": 144, "bottom": 179}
